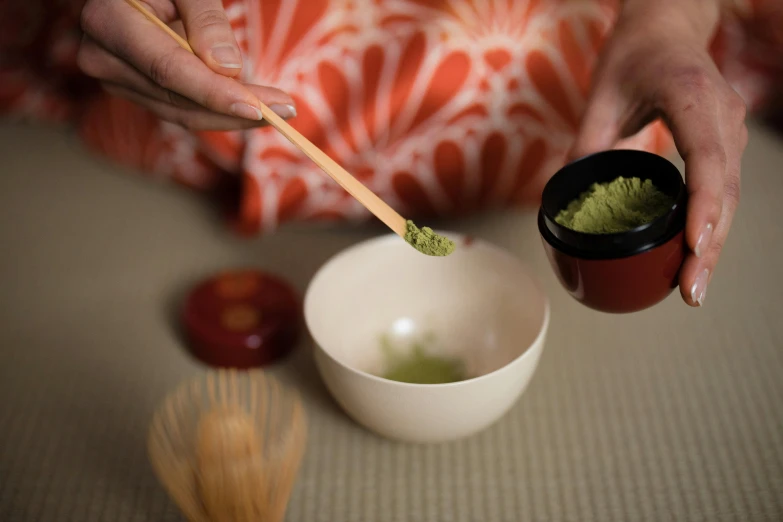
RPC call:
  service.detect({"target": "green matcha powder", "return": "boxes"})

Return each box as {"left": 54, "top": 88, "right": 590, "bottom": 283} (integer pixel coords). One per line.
{"left": 380, "top": 336, "right": 465, "bottom": 384}
{"left": 555, "top": 176, "right": 674, "bottom": 234}
{"left": 404, "top": 220, "right": 456, "bottom": 257}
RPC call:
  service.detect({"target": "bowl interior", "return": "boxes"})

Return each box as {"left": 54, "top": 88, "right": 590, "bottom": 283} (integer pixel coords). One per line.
{"left": 305, "top": 235, "right": 548, "bottom": 381}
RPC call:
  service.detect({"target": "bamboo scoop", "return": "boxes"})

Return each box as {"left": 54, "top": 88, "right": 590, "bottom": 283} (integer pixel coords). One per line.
{"left": 124, "top": 0, "right": 455, "bottom": 256}
{"left": 148, "top": 369, "right": 307, "bottom": 522}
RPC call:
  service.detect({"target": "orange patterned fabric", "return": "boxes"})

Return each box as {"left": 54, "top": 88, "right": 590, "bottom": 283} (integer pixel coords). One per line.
{"left": 1, "top": 0, "right": 781, "bottom": 234}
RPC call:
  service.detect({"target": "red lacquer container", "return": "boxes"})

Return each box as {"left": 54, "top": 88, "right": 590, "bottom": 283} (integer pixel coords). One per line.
{"left": 182, "top": 269, "right": 301, "bottom": 367}
{"left": 538, "top": 150, "right": 687, "bottom": 313}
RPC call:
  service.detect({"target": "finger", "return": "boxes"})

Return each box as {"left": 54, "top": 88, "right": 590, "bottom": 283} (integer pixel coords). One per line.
{"left": 103, "top": 83, "right": 269, "bottom": 131}
{"left": 132, "top": 0, "right": 178, "bottom": 23}
{"left": 569, "top": 83, "right": 623, "bottom": 161}
{"left": 678, "top": 250, "right": 708, "bottom": 307}
{"left": 670, "top": 84, "right": 747, "bottom": 306}
{"left": 175, "top": 0, "right": 243, "bottom": 76}
{"left": 677, "top": 192, "right": 733, "bottom": 307}
{"left": 80, "top": 35, "right": 297, "bottom": 125}
{"left": 80, "top": 0, "right": 294, "bottom": 121}
{"left": 658, "top": 75, "right": 725, "bottom": 269}
{"left": 78, "top": 35, "right": 297, "bottom": 120}
{"left": 78, "top": 34, "right": 202, "bottom": 110}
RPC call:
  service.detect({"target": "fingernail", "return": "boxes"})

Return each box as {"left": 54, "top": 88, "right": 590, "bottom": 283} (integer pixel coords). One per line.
{"left": 268, "top": 103, "right": 297, "bottom": 119}
{"left": 230, "top": 102, "right": 263, "bottom": 120}
{"left": 211, "top": 44, "right": 242, "bottom": 68}
{"left": 690, "top": 268, "right": 710, "bottom": 306}
{"left": 694, "top": 223, "right": 713, "bottom": 258}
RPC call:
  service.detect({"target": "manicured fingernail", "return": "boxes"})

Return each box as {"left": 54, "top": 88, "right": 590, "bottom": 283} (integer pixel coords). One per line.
{"left": 211, "top": 44, "right": 242, "bottom": 68}
{"left": 694, "top": 223, "right": 713, "bottom": 258}
{"left": 690, "top": 268, "right": 710, "bottom": 306}
{"left": 230, "top": 102, "right": 263, "bottom": 120}
{"left": 268, "top": 103, "right": 297, "bottom": 119}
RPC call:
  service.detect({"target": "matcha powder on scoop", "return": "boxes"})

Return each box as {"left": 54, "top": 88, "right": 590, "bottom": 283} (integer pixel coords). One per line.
{"left": 404, "top": 220, "right": 456, "bottom": 256}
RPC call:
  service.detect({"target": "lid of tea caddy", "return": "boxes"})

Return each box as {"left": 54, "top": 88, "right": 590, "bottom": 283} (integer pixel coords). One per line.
{"left": 182, "top": 269, "right": 301, "bottom": 368}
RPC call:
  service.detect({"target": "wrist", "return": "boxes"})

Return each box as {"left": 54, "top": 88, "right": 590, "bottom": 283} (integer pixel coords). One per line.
{"left": 619, "top": 0, "right": 721, "bottom": 47}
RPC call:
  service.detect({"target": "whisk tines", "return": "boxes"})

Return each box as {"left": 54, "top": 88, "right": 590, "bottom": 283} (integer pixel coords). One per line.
{"left": 148, "top": 369, "right": 307, "bottom": 522}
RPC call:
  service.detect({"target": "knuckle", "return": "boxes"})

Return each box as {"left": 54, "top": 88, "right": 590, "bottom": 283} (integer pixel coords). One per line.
{"left": 166, "top": 90, "right": 188, "bottom": 108}
{"left": 191, "top": 8, "right": 230, "bottom": 30}
{"left": 723, "top": 176, "right": 741, "bottom": 206}
{"left": 147, "top": 52, "right": 178, "bottom": 89}
{"left": 165, "top": 108, "right": 192, "bottom": 130}
{"left": 166, "top": 90, "right": 202, "bottom": 112}
{"left": 200, "top": 82, "right": 224, "bottom": 112}
{"left": 79, "top": 0, "right": 102, "bottom": 35}
{"left": 163, "top": 88, "right": 178, "bottom": 106}
{"left": 100, "top": 82, "right": 121, "bottom": 97}
{"left": 708, "top": 236, "right": 725, "bottom": 258}
{"left": 660, "top": 66, "right": 715, "bottom": 111}
{"left": 671, "top": 66, "right": 713, "bottom": 93}
{"left": 695, "top": 141, "right": 728, "bottom": 170}
{"left": 727, "top": 92, "right": 747, "bottom": 121}
{"left": 76, "top": 44, "right": 100, "bottom": 78}
{"left": 177, "top": 114, "right": 197, "bottom": 130}
{"left": 177, "top": 112, "right": 211, "bottom": 131}
{"left": 740, "top": 123, "right": 749, "bottom": 150}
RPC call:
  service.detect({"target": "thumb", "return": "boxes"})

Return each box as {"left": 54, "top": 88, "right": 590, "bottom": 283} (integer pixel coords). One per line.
{"left": 568, "top": 85, "right": 624, "bottom": 162}
{"left": 175, "top": 0, "right": 243, "bottom": 77}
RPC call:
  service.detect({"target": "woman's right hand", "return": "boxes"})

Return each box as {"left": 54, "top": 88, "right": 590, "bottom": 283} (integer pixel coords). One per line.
{"left": 77, "top": 0, "right": 296, "bottom": 131}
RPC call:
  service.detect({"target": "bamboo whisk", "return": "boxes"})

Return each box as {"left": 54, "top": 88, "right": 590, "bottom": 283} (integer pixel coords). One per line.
{"left": 148, "top": 369, "right": 307, "bottom": 522}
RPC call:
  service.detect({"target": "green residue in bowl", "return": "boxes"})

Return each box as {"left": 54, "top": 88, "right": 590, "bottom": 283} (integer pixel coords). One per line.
{"left": 555, "top": 176, "right": 674, "bottom": 234}
{"left": 404, "top": 220, "right": 456, "bottom": 257}
{"left": 380, "top": 335, "right": 465, "bottom": 384}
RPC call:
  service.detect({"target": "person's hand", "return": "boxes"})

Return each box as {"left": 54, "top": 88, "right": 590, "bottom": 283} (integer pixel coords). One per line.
{"left": 77, "top": 0, "right": 296, "bottom": 131}
{"left": 571, "top": 0, "right": 748, "bottom": 307}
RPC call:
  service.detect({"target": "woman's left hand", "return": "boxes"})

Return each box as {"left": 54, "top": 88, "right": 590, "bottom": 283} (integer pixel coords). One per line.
{"left": 571, "top": 0, "right": 748, "bottom": 307}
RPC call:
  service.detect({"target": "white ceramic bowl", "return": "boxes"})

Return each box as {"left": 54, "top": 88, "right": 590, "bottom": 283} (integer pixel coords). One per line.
{"left": 304, "top": 233, "right": 549, "bottom": 443}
